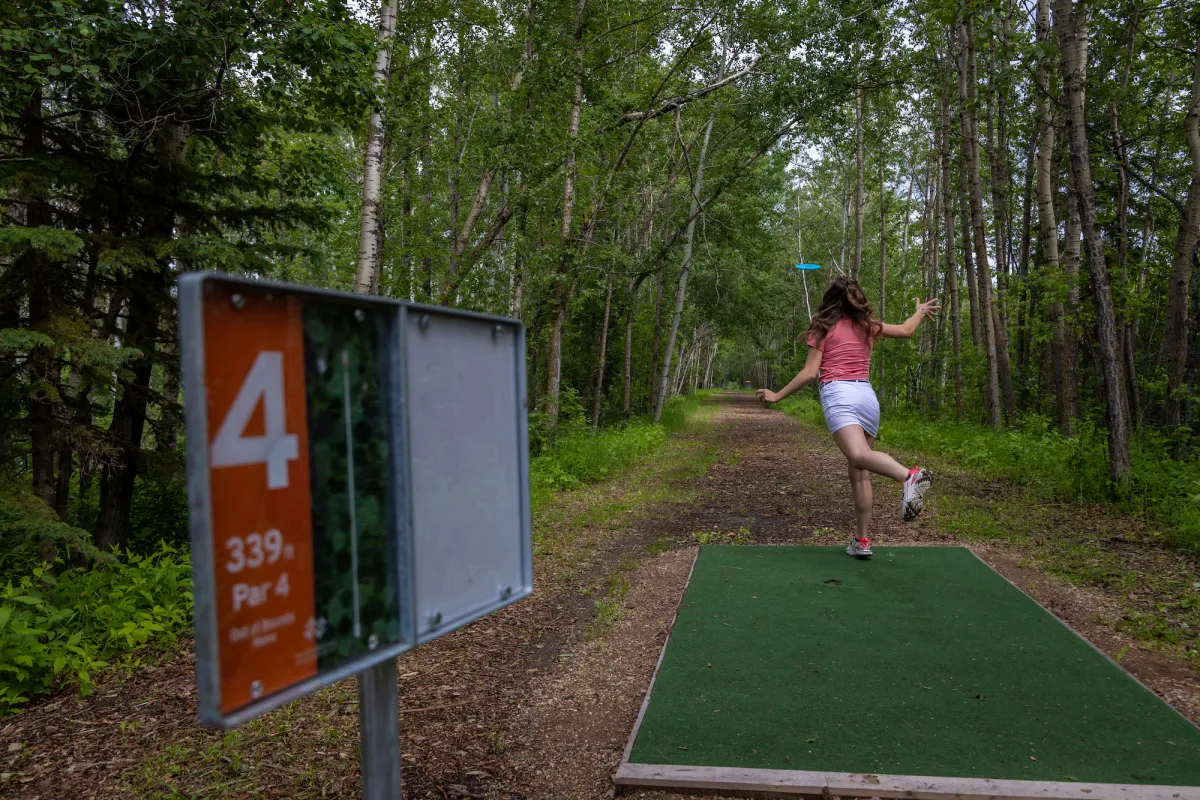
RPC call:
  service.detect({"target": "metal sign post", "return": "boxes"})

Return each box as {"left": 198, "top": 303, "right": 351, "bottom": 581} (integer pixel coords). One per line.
{"left": 179, "top": 273, "right": 532, "bottom": 798}
{"left": 360, "top": 659, "right": 401, "bottom": 798}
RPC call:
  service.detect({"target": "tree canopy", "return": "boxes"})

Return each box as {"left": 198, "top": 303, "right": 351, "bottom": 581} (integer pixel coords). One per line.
{"left": 1, "top": 0, "right": 1198, "bottom": 567}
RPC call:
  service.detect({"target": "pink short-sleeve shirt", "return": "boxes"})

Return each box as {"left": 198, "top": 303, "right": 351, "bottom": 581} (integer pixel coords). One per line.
{"left": 807, "top": 318, "right": 873, "bottom": 383}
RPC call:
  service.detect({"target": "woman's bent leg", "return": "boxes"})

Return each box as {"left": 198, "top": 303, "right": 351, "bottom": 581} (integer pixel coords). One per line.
{"left": 832, "top": 425, "right": 909, "bottom": 482}
{"left": 848, "top": 460, "right": 872, "bottom": 539}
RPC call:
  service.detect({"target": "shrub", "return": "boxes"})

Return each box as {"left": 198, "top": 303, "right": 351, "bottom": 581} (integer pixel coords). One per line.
{"left": 777, "top": 396, "right": 1200, "bottom": 552}
{"left": 530, "top": 420, "right": 667, "bottom": 511}
{"left": 528, "top": 390, "right": 710, "bottom": 511}
{"left": 660, "top": 390, "right": 713, "bottom": 432}
{"left": 128, "top": 452, "right": 190, "bottom": 554}
{"left": 776, "top": 393, "right": 823, "bottom": 426}
{"left": 0, "top": 478, "right": 105, "bottom": 578}
{"left": 0, "top": 543, "right": 193, "bottom": 714}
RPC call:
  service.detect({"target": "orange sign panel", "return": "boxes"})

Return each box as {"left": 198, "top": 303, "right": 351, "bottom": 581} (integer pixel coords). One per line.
{"left": 202, "top": 285, "right": 318, "bottom": 714}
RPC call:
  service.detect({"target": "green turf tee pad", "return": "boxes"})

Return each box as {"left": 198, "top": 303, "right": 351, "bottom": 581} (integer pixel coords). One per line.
{"left": 626, "top": 546, "right": 1200, "bottom": 786}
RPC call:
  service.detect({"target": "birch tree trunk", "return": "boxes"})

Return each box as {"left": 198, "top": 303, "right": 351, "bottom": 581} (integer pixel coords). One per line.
{"left": 955, "top": 13, "right": 1002, "bottom": 429}
{"left": 1132, "top": 127, "right": 1165, "bottom": 387}
{"left": 1111, "top": 6, "right": 1141, "bottom": 427}
{"left": 648, "top": 267, "right": 664, "bottom": 411}
{"left": 353, "top": 0, "right": 399, "bottom": 295}
{"left": 840, "top": 176, "right": 849, "bottom": 274}
{"left": 1054, "top": 0, "right": 1132, "bottom": 484}
{"left": 853, "top": 87, "right": 865, "bottom": 280}
{"left": 1036, "top": 0, "right": 1071, "bottom": 433}
{"left": 420, "top": 42, "right": 434, "bottom": 301}
{"left": 940, "top": 78, "right": 964, "bottom": 422}
{"left": 900, "top": 153, "right": 915, "bottom": 315}
{"left": 984, "top": 26, "right": 1017, "bottom": 420}
{"left": 878, "top": 157, "right": 888, "bottom": 401}
{"left": 592, "top": 275, "right": 613, "bottom": 427}
{"left": 922, "top": 151, "right": 942, "bottom": 405}
{"left": 543, "top": 0, "right": 587, "bottom": 422}
{"left": 654, "top": 109, "right": 716, "bottom": 423}
{"left": 1164, "top": 41, "right": 1200, "bottom": 434}
{"left": 702, "top": 343, "right": 712, "bottom": 389}
{"left": 1015, "top": 128, "right": 1036, "bottom": 389}
{"left": 1061, "top": 162, "right": 1083, "bottom": 434}
{"left": 623, "top": 277, "right": 636, "bottom": 419}
{"left": 509, "top": 0, "right": 536, "bottom": 316}
{"left": 959, "top": 170, "right": 981, "bottom": 350}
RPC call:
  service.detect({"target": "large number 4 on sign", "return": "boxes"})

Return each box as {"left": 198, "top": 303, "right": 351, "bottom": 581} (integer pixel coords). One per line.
{"left": 211, "top": 351, "right": 300, "bottom": 489}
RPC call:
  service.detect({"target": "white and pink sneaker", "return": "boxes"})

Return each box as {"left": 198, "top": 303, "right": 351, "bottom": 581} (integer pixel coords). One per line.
{"left": 901, "top": 467, "right": 933, "bottom": 522}
{"left": 846, "top": 537, "right": 873, "bottom": 558}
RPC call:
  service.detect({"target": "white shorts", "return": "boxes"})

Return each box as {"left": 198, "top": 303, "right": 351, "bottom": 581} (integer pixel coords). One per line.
{"left": 819, "top": 380, "right": 880, "bottom": 438}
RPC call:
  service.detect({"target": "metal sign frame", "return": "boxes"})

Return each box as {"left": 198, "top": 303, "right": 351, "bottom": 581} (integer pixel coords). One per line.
{"left": 399, "top": 302, "right": 533, "bottom": 644}
{"left": 180, "top": 273, "right": 531, "bottom": 729}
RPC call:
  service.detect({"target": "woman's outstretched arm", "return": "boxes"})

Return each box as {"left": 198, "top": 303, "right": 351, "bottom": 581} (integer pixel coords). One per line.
{"left": 757, "top": 346, "right": 823, "bottom": 403}
{"left": 880, "top": 297, "right": 941, "bottom": 339}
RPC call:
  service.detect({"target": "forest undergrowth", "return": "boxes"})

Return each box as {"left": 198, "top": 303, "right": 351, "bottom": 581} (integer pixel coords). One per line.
{"left": 0, "top": 395, "right": 710, "bottom": 716}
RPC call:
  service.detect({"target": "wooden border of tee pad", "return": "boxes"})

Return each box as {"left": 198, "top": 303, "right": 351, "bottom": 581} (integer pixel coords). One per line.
{"left": 614, "top": 547, "right": 1200, "bottom": 800}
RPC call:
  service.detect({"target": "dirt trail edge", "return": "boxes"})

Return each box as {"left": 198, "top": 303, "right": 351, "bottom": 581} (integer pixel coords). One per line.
{"left": 4, "top": 392, "right": 1197, "bottom": 800}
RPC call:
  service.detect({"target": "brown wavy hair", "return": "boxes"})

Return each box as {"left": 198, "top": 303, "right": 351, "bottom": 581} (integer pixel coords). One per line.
{"left": 806, "top": 276, "right": 882, "bottom": 345}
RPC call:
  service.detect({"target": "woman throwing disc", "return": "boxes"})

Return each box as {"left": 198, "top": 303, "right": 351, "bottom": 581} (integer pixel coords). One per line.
{"left": 757, "top": 276, "right": 940, "bottom": 559}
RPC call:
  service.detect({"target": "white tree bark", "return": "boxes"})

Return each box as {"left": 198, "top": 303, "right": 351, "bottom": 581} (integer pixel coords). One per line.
{"left": 1164, "top": 41, "right": 1200, "bottom": 430}
{"left": 542, "top": 0, "right": 587, "bottom": 422}
{"left": 353, "top": 0, "right": 400, "bottom": 295}
{"left": 1055, "top": 0, "right": 1132, "bottom": 481}
{"left": 852, "top": 86, "right": 864, "bottom": 280}
{"left": 591, "top": 275, "right": 613, "bottom": 427}
{"left": 653, "top": 108, "right": 715, "bottom": 423}
{"left": 956, "top": 12, "right": 1002, "bottom": 429}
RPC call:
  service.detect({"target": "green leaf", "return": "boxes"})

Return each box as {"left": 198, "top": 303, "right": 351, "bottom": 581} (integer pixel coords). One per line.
{"left": 0, "top": 329, "right": 56, "bottom": 353}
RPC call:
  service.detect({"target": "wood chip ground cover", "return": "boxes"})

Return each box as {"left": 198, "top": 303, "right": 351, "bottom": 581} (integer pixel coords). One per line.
{"left": 2, "top": 392, "right": 1197, "bottom": 799}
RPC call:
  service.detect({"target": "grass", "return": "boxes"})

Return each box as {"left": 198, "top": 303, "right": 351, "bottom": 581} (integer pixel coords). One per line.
{"left": 778, "top": 394, "right": 1200, "bottom": 552}
{"left": 776, "top": 393, "right": 1200, "bottom": 666}
{"left": 531, "top": 398, "right": 721, "bottom": 563}
{"left": 647, "top": 536, "right": 674, "bottom": 556}
{"left": 527, "top": 391, "right": 720, "bottom": 642}
{"left": 691, "top": 526, "right": 755, "bottom": 546}
{"left": 659, "top": 390, "right": 716, "bottom": 432}
{"left": 587, "top": 572, "right": 630, "bottom": 640}
{"left": 529, "top": 391, "right": 715, "bottom": 513}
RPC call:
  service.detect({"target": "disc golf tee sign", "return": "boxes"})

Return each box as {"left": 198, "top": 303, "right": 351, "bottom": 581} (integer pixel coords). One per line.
{"left": 180, "top": 273, "right": 531, "bottom": 727}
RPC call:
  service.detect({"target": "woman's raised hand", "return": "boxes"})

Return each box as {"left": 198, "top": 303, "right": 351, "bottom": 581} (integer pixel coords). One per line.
{"left": 914, "top": 297, "right": 941, "bottom": 319}
{"left": 756, "top": 388, "right": 779, "bottom": 403}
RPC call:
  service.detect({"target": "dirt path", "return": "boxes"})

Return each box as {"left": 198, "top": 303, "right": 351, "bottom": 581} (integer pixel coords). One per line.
{"left": 4, "top": 392, "right": 1197, "bottom": 800}
{"left": 500, "top": 393, "right": 1200, "bottom": 799}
